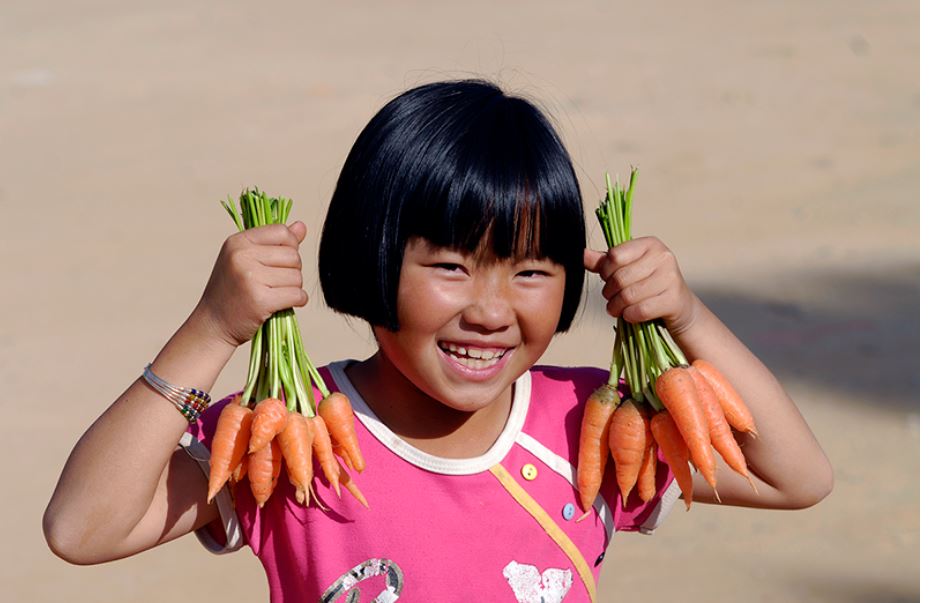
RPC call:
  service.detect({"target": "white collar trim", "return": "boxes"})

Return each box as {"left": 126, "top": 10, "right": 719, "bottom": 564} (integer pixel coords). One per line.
{"left": 327, "top": 360, "right": 531, "bottom": 475}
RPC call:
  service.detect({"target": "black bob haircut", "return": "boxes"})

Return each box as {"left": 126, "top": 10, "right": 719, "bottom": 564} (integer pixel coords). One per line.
{"left": 319, "top": 79, "right": 586, "bottom": 332}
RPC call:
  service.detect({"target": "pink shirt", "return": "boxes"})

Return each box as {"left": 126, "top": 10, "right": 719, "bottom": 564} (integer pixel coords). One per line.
{"left": 185, "top": 362, "right": 681, "bottom": 602}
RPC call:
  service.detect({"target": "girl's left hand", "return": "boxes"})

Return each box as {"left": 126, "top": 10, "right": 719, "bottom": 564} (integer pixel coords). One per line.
{"left": 583, "top": 236, "right": 698, "bottom": 336}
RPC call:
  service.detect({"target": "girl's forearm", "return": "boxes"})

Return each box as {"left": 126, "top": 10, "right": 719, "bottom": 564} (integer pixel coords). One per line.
{"left": 670, "top": 295, "right": 833, "bottom": 506}
{"left": 43, "top": 305, "right": 237, "bottom": 557}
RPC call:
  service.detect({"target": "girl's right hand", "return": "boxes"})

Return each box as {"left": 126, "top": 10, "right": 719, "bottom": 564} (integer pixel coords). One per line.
{"left": 192, "top": 221, "right": 309, "bottom": 348}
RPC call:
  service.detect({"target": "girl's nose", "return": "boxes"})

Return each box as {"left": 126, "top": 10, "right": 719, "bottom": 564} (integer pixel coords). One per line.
{"left": 461, "top": 277, "right": 516, "bottom": 332}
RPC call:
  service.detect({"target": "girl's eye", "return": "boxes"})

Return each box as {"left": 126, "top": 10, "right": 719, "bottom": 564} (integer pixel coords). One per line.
{"left": 517, "top": 270, "right": 548, "bottom": 278}
{"left": 433, "top": 263, "right": 465, "bottom": 273}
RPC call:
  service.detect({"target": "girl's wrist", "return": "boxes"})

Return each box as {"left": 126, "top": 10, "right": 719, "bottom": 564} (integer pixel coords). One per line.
{"left": 666, "top": 290, "right": 702, "bottom": 339}
{"left": 148, "top": 309, "right": 239, "bottom": 395}
{"left": 187, "top": 302, "right": 242, "bottom": 354}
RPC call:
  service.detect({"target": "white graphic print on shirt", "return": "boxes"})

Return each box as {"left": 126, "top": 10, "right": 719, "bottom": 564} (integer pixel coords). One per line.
{"left": 502, "top": 560, "right": 573, "bottom": 602}
{"left": 320, "top": 558, "right": 404, "bottom": 603}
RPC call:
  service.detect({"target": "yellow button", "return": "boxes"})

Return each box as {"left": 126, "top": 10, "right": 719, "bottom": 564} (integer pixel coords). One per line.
{"left": 521, "top": 463, "right": 538, "bottom": 481}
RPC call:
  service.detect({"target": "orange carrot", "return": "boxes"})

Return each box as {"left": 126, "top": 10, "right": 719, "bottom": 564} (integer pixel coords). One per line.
{"left": 655, "top": 367, "right": 717, "bottom": 492}
{"left": 650, "top": 410, "right": 693, "bottom": 510}
{"left": 308, "top": 415, "right": 341, "bottom": 498}
{"left": 271, "top": 438, "right": 283, "bottom": 490}
{"left": 688, "top": 366, "right": 757, "bottom": 495}
{"left": 331, "top": 442, "right": 352, "bottom": 469}
{"left": 577, "top": 384, "right": 620, "bottom": 512}
{"left": 318, "top": 392, "right": 365, "bottom": 473}
{"left": 692, "top": 359, "right": 758, "bottom": 437}
{"left": 637, "top": 438, "right": 657, "bottom": 503}
{"left": 338, "top": 461, "right": 369, "bottom": 509}
{"left": 250, "top": 439, "right": 283, "bottom": 508}
{"left": 208, "top": 399, "right": 253, "bottom": 503}
{"left": 608, "top": 399, "right": 648, "bottom": 507}
{"left": 249, "top": 397, "right": 289, "bottom": 453}
{"left": 278, "top": 412, "right": 315, "bottom": 506}
{"left": 231, "top": 456, "right": 249, "bottom": 484}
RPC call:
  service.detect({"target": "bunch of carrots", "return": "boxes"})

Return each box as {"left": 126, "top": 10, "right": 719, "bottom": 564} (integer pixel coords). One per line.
{"left": 206, "top": 189, "right": 367, "bottom": 510}
{"left": 577, "top": 170, "right": 759, "bottom": 514}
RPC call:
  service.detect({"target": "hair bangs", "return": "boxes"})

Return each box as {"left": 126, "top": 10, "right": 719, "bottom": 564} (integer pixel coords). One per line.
{"left": 400, "top": 96, "right": 581, "bottom": 270}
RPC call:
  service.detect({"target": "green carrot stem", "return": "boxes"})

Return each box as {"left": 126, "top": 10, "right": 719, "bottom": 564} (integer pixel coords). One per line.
{"left": 245, "top": 190, "right": 256, "bottom": 228}
{"left": 284, "top": 313, "right": 311, "bottom": 415}
{"left": 607, "top": 190, "right": 623, "bottom": 245}
{"left": 278, "top": 330, "right": 297, "bottom": 410}
{"left": 619, "top": 319, "right": 642, "bottom": 400}
{"left": 255, "top": 323, "right": 269, "bottom": 401}
{"left": 304, "top": 351, "right": 331, "bottom": 400}
{"left": 608, "top": 323, "right": 621, "bottom": 388}
{"left": 278, "top": 313, "right": 295, "bottom": 403}
{"left": 223, "top": 188, "right": 317, "bottom": 415}
{"left": 222, "top": 198, "right": 245, "bottom": 232}
{"left": 657, "top": 324, "right": 687, "bottom": 365}
{"left": 289, "top": 314, "right": 317, "bottom": 415}
{"left": 643, "top": 386, "right": 663, "bottom": 412}
{"left": 644, "top": 322, "right": 662, "bottom": 372}
{"left": 634, "top": 329, "right": 645, "bottom": 395}
{"left": 242, "top": 326, "right": 262, "bottom": 403}
{"left": 627, "top": 320, "right": 643, "bottom": 399}
{"left": 268, "top": 312, "right": 279, "bottom": 399}
{"left": 624, "top": 169, "right": 637, "bottom": 240}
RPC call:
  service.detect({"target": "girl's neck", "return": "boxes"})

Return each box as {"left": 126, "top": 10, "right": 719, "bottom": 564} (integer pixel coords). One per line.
{"left": 344, "top": 352, "right": 514, "bottom": 459}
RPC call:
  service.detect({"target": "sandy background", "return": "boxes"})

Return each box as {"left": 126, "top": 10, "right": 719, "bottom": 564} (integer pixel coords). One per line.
{"left": 1, "top": 1, "right": 918, "bottom": 602}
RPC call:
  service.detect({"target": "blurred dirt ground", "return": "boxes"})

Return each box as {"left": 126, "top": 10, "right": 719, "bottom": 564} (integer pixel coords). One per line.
{"left": 0, "top": 1, "right": 917, "bottom": 601}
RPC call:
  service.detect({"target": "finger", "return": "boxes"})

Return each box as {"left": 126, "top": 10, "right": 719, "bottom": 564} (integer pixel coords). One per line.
{"left": 621, "top": 291, "right": 678, "bottom": 324}
{"left": 255, "top": 245, "right": 302, "bottom": 269}
{"left": 284, "top": 287, "right": 310, "bottom": 309}
{"left": 583, "top": 248, "right": 607, "bottom": 273}
{"left": 601, "top": 252, "right": 662, "bottom": 300}
{"left": 259, "top": 266, "right": 304, "bottom": 289}
{"left": 593, "top": 239, "right": 652, "bottom": 280}
{"left": 243, "top": 223, "right": 301, "bottom": 247}
{"left": 616, "top": 272, "right": 671, "bottom": 312}
{"left": 266, "top": 286, "right": 309, "bottom": 311}
{"left": 288, "top": 221, "right": 307, "bottom": 244}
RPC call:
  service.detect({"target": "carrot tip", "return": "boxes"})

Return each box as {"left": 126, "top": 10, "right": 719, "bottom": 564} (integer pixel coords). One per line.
{"left": 575, "top": 509, "right": 593, "bottom": 523}
{"left": 746, "top": 474, "right": 760, "bottom": 495}
{"left": 713, "top": 487, "right": 721, "bottom": 504}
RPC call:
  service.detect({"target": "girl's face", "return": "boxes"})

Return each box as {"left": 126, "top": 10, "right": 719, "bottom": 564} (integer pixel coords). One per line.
{"left": 373, "top": 237, "right": 566, "bottom": 415}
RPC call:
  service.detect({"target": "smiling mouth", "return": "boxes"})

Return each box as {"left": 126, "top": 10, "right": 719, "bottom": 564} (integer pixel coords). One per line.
{"left": 438, "top": 341, "right": 508, "bottom": 370}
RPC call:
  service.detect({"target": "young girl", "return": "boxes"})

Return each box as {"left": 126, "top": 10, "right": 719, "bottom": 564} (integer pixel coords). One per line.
{"left": 43, "top": 80, "right": 832, "bottom": 602}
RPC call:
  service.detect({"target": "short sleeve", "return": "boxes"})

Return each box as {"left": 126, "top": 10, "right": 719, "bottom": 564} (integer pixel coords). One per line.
{"left": 606, "top": 445, "right": 683, "bottom": 535}
{"left": 180, "top": 393, "right": 246, "bottom": 554}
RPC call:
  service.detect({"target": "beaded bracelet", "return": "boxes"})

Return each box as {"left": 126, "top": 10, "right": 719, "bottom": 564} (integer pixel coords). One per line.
{"left": 142, "top": 363, "right": 212, "bottom": 423}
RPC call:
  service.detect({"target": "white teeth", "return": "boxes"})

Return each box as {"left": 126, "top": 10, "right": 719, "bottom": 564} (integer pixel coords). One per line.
{"left": 439, "top": 341, "right": 507, "bottom": 367}
{"left": 458, "top": 357, "right": 495, "bottom": 369}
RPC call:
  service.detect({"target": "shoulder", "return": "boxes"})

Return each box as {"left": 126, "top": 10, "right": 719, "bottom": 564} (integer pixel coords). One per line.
{"left": 528, "top": 365, "right": 610, "bottom": 405}
{"left": 523, "top": 365, "right": 610, "bottom": 441}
